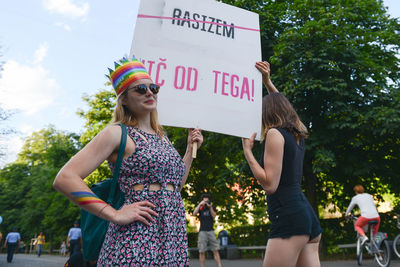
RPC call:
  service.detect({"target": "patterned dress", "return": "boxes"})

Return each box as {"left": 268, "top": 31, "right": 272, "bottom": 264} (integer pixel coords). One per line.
{"left": 97, "top": 127, "right": 189, "bottom": 266}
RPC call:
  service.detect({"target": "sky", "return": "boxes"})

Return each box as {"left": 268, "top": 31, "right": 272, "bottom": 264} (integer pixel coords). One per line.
{"left": 0, "top": 0, "right": 399, "bottom": 166}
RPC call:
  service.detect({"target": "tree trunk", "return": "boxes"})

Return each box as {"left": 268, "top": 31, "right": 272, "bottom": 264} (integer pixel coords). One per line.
{"left": 303, "top": 164, "right": 319, "bottom": 217}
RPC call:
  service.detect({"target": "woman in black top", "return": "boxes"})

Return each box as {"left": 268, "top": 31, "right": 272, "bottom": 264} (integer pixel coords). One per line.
{"left": 242, "top": 61, "right": 322, "bottom": 267}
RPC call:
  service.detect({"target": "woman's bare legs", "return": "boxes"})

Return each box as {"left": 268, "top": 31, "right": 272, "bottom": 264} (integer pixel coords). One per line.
{"left": 263, "top": 235, "right": 309, "bottom": 267}
{"left": 296, "top": 234, "right": 322, "bottom": 267}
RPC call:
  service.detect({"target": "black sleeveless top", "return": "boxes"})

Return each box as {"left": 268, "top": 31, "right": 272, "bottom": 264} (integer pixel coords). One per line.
{"left": 259, "top": 128, "right": 304, "bottom": 202}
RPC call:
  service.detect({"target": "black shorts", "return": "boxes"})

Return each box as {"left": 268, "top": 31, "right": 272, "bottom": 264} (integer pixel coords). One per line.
{"left": 268, "top": 193, "right": 322, "bottom": 240}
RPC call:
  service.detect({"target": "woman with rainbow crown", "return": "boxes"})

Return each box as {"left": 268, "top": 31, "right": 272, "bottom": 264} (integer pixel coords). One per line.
{"left": 54, "top": 56, "right": 203, "bottom": 266}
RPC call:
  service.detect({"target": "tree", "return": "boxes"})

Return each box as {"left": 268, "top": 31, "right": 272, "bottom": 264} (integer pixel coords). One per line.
{"left": 0, "top": 49, "right": 15, "bottom": 161}
{"left": 0, "top": 126, "right": 81, "bottom": 246}
{"left": 76, "top": 90, "right": 116, "bottom": 186}
{"left": 0, "top": 108, "right": 14, "bottom": 161}
{"left": 222, "top": 0, "right": 400, "bottom": 214}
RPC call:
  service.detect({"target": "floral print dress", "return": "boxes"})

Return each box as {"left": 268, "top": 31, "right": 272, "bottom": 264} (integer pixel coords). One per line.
{"left": 97, "top": 127, "right": 188, "bottom": 266}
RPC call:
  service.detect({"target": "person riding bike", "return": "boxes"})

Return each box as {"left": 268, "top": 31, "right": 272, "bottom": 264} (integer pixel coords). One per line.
{"left": 345, "top": 184, "right": 380, "bottom": 246}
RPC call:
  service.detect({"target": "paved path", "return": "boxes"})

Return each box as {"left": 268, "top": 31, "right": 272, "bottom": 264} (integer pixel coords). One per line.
{"left": 0, "top": 253, "right": 68, "bottom": 266}
{"left": 1, "top": 253, "right": 400, "bottom": 266}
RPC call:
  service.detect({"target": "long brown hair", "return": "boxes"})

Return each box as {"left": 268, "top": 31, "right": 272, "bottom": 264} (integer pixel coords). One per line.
{"left": 110, "top": 91, "right": 164, "bottom": 136}
{"left": 261, "top": 92, "right": 307, "bottom": 141}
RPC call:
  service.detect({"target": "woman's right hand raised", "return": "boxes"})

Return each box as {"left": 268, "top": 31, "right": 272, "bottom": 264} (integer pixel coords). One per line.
{"left": 111, "top": 200, "right": 158, "bottom": 226}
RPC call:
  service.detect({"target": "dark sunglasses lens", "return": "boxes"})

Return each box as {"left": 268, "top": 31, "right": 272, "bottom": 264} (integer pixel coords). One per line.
{"left": 149, "top": 84, "right": 160, "bottom": 94}
{"left": 135, "top": 84, "right": 148, "bottom": 94}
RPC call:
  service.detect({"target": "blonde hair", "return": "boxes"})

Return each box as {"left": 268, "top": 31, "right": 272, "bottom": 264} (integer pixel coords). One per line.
{"left": 111, "top": 91, "right": 164, "bottom": 136}
{"left": 261, "top": 92, "right": 308, "bottom": 141}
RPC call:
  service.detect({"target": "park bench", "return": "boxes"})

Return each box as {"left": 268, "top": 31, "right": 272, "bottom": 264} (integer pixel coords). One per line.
{"left": 337, "top": 243, "right": 357, "bottom": 249}
{"left": 337, "top": 243, "right": 357, "bottom": 257}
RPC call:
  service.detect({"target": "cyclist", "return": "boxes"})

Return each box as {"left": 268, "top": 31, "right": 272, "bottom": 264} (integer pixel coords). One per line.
{"left": 345, "top": 184, "right": 380, "bottom": 246}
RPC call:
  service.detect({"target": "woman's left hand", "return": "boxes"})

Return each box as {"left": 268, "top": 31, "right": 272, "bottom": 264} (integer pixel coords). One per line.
{"left": 188, "top": 128, "right": 203, "bottom": 149}
{"left": 255, "top": 61, "right": 271, "bottom": 80}
{"left": 242, "top": 132, "right": 257, "bottom": 153}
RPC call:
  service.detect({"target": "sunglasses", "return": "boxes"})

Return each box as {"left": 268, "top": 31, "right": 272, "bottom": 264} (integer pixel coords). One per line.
{"left": 129, "top": 83, "right": 160, "bottom": 95}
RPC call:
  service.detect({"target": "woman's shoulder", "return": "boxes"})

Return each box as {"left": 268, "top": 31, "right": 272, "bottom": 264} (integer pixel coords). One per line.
{"left": 99, "top": 124, "right": 121, "bottom": 137}
{"left": 266, "top": 128, "right": 285, "bottom": 139}
{"left": 267, "top": 127, "right": 283, "bottom": 136}
{"left": 265, "top": 128, "right": 285, "bottom": 144}
{"left": 102, "top": 124, "right": 123, "bottom": 136}
{"left": 91, "top": 124, "right": 123, "bottom": 148}
{"left": 272, "top": 127, "right": 303, "bottom": 144}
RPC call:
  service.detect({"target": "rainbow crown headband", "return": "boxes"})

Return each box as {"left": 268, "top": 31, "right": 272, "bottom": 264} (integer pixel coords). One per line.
{"left": 106, "top": 56, "right": 151, "bottom": 96}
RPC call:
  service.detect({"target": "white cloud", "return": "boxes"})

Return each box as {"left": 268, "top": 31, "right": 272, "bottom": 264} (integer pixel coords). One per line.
{"left": 33, "top": 43, "right": 49, "bottom": 64}
{"left": 57, "top": 106, "right": 76, "bottom": 119}
{"left": 7, "top": 136, "right": 24, "bottom": 156}
{"left": 0, "top": 44, "right": 60, "bottom": 115}
{"left": 55, "top": 22, "right": 72, "bottom": 31}
{"left": 19, "top": 124, "right": 35, "bottom": 135}
{"left": 0, "top": 136, "right": 24, "bottom": 167}
{"left": 43, "top": 0, "right": 89, "bottom": 19}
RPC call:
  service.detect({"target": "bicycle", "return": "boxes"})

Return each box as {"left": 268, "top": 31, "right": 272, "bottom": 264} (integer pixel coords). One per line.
{"left": 348, "top": 215, "right": 391, "bottom": 267}
{"left": 392, "top": 214, "right": 400, "bottom": 258}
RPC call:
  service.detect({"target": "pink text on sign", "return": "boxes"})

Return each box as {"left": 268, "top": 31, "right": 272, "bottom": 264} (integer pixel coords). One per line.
{"left": 174, "top": 66, "right": 198, "bottom": 91}
{"left": 213, "top": 70, "right": 254, "bottom": 101}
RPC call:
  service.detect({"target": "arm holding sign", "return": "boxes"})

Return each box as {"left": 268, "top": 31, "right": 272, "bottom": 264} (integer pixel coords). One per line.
{"left": 242, "top": 62, "right": 288, "bottom": 194}
{"left": 242, "top": 130, "right": 284, "bottom": 194}
{"left": 255, "top": 61, "right": 278, "bottom": 94}
{"left": 178, "top": 128, "right": 203, "bottom": 191}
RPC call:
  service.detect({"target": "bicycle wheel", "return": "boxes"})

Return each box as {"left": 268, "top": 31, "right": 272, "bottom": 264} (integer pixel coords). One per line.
{"left": 357, "top": 237, "right": 363, "bottom": 266}
{"left": 393, "top": 234, "right": 400, "bottom": 258}
{"left": 375, "top": 240, "right": 391, "bottom": 267}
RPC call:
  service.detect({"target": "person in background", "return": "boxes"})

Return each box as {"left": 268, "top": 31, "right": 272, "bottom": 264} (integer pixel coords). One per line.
{"left": 3, "top": 227, "right": 21, "bottom": 263}
{"left": 67, "top": 221, "right": 82, "bottom": 256}
{"left": 19, "top": 240, "right": 25, "bottom": 253}
{"left": 37, "top": 231, "right": 45, "bottom": 257}
{"left": 60, "top": 240, "right": 67, "bottom": 256}
{"left": 193, "top": 193, "right": 222, "bottom": 267}
{"left": 345, "top": 184, "right": 380, "bottom": 245}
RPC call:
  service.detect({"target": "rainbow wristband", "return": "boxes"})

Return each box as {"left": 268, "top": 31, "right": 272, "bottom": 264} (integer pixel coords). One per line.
{"left": 71, "top": 191, "right": 106, "bottom": 206}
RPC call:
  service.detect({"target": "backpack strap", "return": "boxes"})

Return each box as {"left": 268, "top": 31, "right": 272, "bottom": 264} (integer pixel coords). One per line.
{"left": 107, "top": 123, "right": 127, "bottom": 204}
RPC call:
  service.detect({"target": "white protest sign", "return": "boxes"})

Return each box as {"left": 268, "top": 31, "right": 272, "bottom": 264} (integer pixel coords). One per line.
{"left": 130, "top": 0, "right": 262, "bottom": 139}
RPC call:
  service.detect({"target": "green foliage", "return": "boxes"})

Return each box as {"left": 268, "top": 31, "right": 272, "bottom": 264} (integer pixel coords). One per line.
{"left": 77, "top": 90, "right": 115, "bottom": 146}
{"left": 187, "top": 232, "right": 198, "bottom": 248}
{"left": 77, "top": 90, "right": 116, "bottom": 185}
{"left": 0, "top": 126, "right": 81, "bottom": 244}
{"left": 229, "top": 224, "right": 270, "bottom": 246}
{"left": 221, "top": 0, "right": 400, "bottom": 213}
{"left": 0, "top": 163, "right": 32, "bottom": 235}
